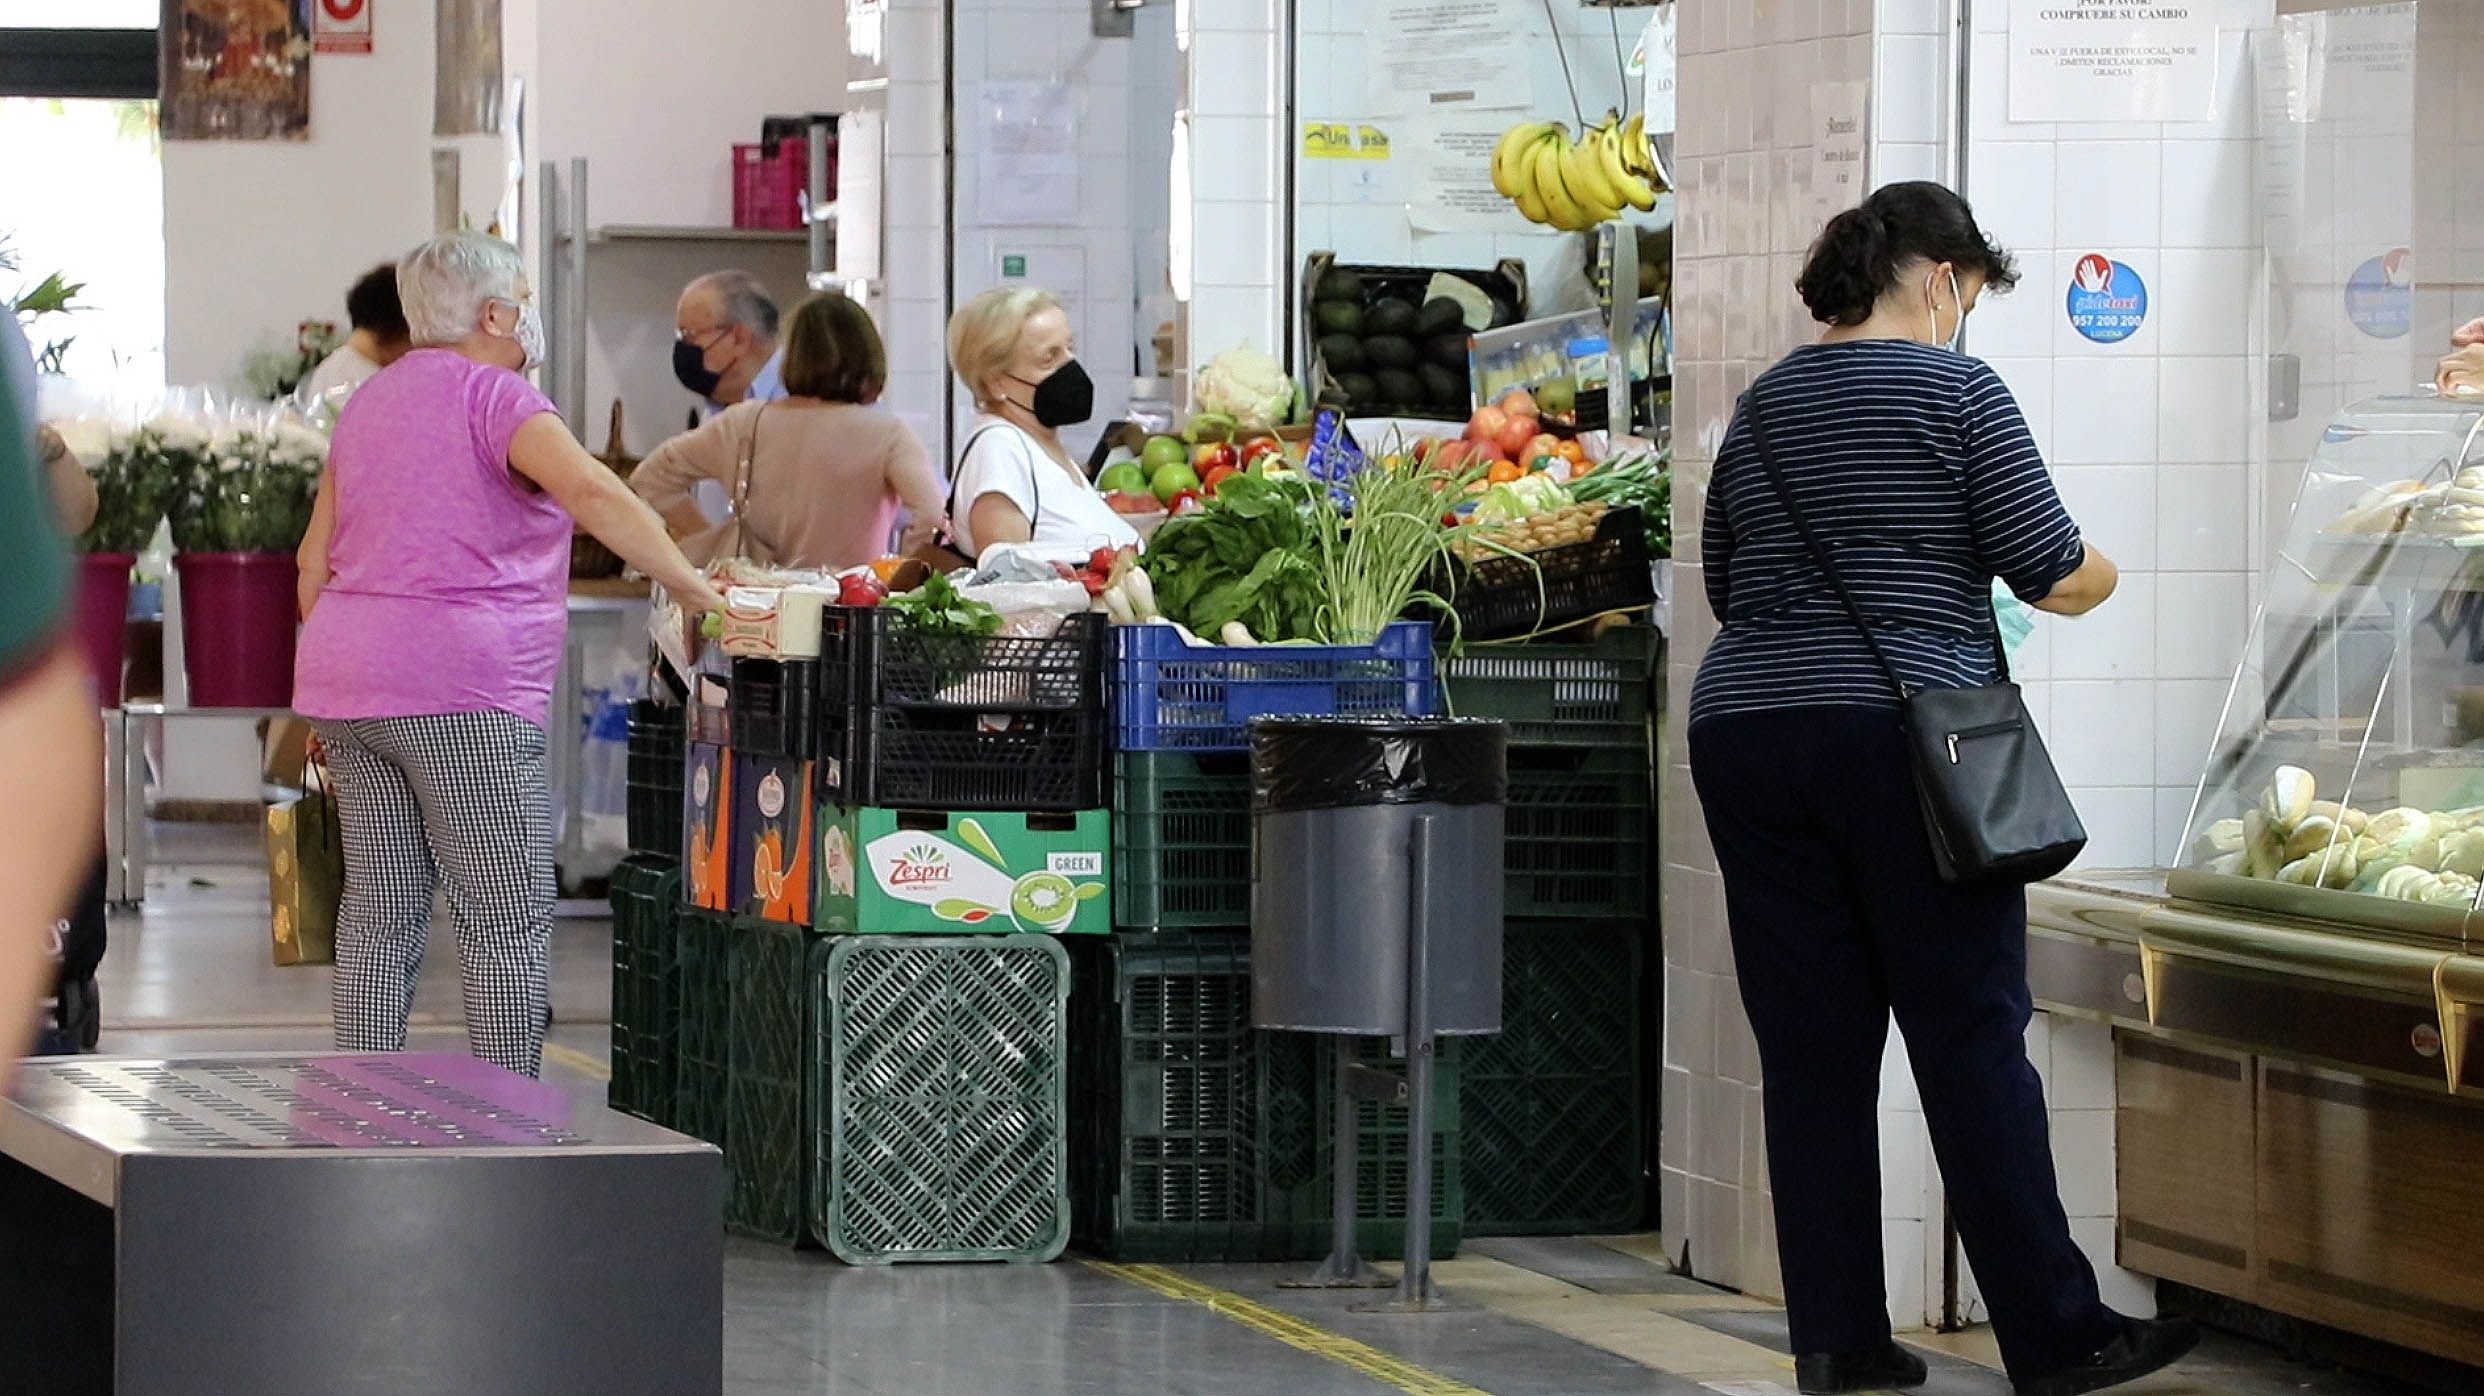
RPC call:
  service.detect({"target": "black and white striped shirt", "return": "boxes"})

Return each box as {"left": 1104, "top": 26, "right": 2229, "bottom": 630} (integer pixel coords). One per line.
{"left": 1689, "top": 340, "right": 2085, "bottom": 729}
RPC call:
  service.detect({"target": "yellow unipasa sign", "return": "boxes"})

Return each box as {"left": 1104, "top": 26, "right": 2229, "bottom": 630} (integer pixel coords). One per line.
{"left": 1301, "top": 122, "right": 1390, "bottom": 160}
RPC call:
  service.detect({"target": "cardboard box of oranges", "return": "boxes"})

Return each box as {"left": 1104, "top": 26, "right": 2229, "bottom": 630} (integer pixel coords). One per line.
{"left": 730, "top": 751, "right": 815, "bottom": 926}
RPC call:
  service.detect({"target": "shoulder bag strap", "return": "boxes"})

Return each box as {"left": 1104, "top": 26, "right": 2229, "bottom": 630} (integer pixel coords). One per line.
{"left": 944, "top": 423, "right": 1038, "bottom": 543}
{"left": 1737, "top": 390, "right": 1915, "bottom": 700}
{"left": 726, "top": 402, "right": 768, "bottom": 562}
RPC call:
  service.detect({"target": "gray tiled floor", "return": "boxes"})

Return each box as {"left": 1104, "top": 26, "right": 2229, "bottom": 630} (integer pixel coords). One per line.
{"left": 69, "top": 823, "right": 2465, "bottom": 1396}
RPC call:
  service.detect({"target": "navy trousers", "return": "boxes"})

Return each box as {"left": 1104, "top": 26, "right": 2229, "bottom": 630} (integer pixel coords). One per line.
{"left": 1688, "top": 707, "right": 2118, "bottom": 1384}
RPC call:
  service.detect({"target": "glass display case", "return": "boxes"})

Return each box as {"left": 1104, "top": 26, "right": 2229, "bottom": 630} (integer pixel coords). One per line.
{"left": 2172, "top": 393, "right": 2484, "bottom": 943}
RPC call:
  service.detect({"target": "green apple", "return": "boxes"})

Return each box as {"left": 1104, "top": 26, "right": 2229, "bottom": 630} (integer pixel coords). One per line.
{"left": 1141, "top": 435, "right": 1190, "bottom": 472}
{"left": 1096, "top": 461, "right": 1150, "bottom": 495}
{"left": 1149, "top": 461, "right": 1203, "bottom": 503}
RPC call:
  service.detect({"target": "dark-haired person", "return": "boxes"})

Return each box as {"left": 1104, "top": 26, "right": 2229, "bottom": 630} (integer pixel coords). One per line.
{"left": 633, "top": 292, "right": 945, "bottom": 569}
{"left": 1688, "top": 182, "right": 2186, "bottom": 1396}
{"left": 301, "top": 262, "right": 412, "bottom": 404}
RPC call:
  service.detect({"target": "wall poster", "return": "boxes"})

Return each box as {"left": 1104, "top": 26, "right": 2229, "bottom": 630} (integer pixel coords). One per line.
{"left": 162, "top": 0, "right": 314, "bottom": 141}
{"left": 1372, "top": 0, "right": 1535, "bottom": 114}
{"left": 2006, "top": 0, "right": 2217, "bottom": 123}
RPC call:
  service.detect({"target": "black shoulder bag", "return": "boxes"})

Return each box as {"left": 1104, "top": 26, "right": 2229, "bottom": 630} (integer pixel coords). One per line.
{"left": 1740, "top": 393, "right": 2087, "bottom": 886}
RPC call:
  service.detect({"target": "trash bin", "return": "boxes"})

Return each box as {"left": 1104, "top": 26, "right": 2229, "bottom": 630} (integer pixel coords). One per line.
{"left": 1249, "top": 715, "right": 1507, "bottom": 1037}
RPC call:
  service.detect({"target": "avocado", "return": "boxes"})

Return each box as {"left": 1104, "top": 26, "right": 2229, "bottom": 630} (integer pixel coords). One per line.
{"left": 1336, "top": 372, "right": 1379, "bottom": 405}
{"left": 1315, "top": 268, "right": 1365, "bottom": 303}
{"left": 1418, "top": 362, "right": 1466, "bottom": 408}
{"left": 1317, "top": 333, "right": 1367, "bottom": 373}
{"left": 1365, "top": 298, "right": 1419, "bottom": 337}
{"left": 1363, "top": 334, "right": 1417, "bottom": 371}
{"left": 1314, "top": 300, "right": 1364, "bottom": 336}
{"left": 1375, "top": 368, "right": 1425, "bottom": 406}
{"left": 1417, "top": 298, "right": 1465, "bottom": 337}
{"left": 1424, "top": 331, "right": 1470, "bottom": 372}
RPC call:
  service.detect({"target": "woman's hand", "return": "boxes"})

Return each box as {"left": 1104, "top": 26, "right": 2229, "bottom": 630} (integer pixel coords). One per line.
{"left": 2453, "top": 317, "right": 2484, "bottom": 348}
{"left": 2440, "top": 343, "right": 2484, "bottom": 398}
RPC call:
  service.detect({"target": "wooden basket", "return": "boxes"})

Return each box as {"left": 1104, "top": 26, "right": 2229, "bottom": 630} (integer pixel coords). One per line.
{"left": 571, "top": 399, "right": 637, "bottom": 581}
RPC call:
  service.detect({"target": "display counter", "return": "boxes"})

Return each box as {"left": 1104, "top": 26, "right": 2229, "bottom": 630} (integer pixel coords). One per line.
{"left": 2033, "top": 394, "right": 2484, "bottom": 1369}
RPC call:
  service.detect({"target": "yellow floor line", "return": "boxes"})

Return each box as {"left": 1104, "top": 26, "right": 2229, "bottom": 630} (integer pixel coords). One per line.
{"left": 1427, "top": 1257, "right": 1797, "bottom": 1383}
{"left": 1085, "top": 1261, "right": 1496, "bottom": 1396}
{"left": 542, "top": 1041, "right": 611, "bottom": 1082}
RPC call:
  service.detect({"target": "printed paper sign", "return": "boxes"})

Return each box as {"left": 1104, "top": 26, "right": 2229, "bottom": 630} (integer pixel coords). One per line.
{"left": 2065, "top": 253, "right": 2149, "bottom": 344}
{"left": 314, "top": 0, "right": 372, "bottom": 55}
{"left": 2008, "top": 0, "right": 2216, "bottom": 123}
{"left": 1373, "top": 0, "right": 1535, "bottom": 114}
{"left": 1810, "top": 81, "right": 1870, "bottom": 222}
{"left": 1405, "top": 114, "right": 1537, "bottom": 234}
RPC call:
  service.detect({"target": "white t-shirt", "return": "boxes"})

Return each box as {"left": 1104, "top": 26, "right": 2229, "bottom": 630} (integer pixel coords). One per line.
{"left": 950, "top": 417, "right": 1139, "bottom": 560}
{"left": 300, "top": 343, "right": 384, "bottom": 405}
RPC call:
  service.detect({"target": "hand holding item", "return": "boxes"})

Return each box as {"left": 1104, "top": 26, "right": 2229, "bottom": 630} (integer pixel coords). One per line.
{"left": 2453, "top": 317, "right": 2484, "bottom": 348}
{"left": 2439, "top": 342, "right": 2484, "bottom": 397}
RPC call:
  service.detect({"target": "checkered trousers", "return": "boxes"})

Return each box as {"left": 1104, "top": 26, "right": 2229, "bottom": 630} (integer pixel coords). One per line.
{"left": 311, "top": 712, "right": 555, "bottom": 1078}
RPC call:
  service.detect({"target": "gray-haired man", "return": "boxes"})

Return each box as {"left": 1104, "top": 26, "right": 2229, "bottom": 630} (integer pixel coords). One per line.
{"left": 673, "top": 269, "right": 786, "bottom": 412}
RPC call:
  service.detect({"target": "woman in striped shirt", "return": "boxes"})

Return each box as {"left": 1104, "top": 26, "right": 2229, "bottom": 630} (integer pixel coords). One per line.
{"left": 1689, "top": 182, "right": 2189, "bottom": 1396}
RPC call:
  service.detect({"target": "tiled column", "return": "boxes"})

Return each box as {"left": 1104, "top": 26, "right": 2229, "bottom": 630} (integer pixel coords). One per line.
{"left": 1182, "top": 0, "right": 1286, "bottom": 374}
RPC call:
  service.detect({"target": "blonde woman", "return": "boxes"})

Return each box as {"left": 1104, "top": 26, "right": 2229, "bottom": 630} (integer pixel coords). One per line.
{"left": 942, "top": 286, "right": 1137, "bottom": 562}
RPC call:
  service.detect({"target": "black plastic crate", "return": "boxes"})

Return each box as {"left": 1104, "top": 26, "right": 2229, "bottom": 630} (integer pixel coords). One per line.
{"left": 1301, "top": 253, "right": 1528, "bottom": 421}
{"left": 727, "top": 916, "right": 815, "bottom": 1246}
{"left": 1438, "top": 506, "right": 1656, "bottom": 642}
{"left": 607, "top": 856, "right": 680, "bottom": 1123}
{"left": 673, "top": 906, "right": 734, "bottom": 1149}
{"left": 818, "top": 608, "right": 1108, "bottom": 811}
{"left": 1504, "top": 743, "right": 1653, "bottom": 920}
{"left": 1463, "top": 920, "right": 1646, "bottom": 1236}
{"left": 625, "top": 700, "right": 686, "bottom": 859}
{"left": 729, "top": 656, "right": 819, "bottom": 759}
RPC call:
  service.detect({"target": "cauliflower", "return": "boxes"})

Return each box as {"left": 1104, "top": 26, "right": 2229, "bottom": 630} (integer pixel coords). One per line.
{"left": 1194, "top": 341, "right": 1295, "bottom": 433}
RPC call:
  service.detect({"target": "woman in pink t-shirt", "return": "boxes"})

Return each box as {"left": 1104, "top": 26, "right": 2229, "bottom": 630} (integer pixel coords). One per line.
{"left": 294, "top": 232, "right": 724, "bottom": 1078}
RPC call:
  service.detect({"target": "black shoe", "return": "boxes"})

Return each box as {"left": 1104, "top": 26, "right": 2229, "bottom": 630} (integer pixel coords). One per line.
{"left": 1796, "top": 1342, "right": 1929, "bottom": 1394}
{"left": 2016, "top": 1317, "right": 2200, "bottom": 1396}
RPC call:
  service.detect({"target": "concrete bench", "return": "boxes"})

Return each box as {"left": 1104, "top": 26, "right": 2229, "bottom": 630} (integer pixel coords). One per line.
{"left": 0, "top": 1052, "right": 721, "bottom": 1395}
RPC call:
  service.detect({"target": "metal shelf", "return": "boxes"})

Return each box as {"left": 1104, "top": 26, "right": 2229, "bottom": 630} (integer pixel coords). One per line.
{"left": 583, "top": 224, "right": 812, "bottom": 245}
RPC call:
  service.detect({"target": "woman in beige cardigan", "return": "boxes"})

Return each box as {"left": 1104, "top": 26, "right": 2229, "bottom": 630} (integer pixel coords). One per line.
{"left": 634, "top": 293, "right": 945, "bottom": 569}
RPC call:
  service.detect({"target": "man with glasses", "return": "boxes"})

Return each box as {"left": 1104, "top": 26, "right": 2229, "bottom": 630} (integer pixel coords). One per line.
{"left": 672, "top": 269, "right": 785, "bottom": 414}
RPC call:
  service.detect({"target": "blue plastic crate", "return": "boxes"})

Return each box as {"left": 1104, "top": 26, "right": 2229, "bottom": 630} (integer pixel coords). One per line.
{"left": 1112, "top": 620, "right": 1438, "bottom": 753}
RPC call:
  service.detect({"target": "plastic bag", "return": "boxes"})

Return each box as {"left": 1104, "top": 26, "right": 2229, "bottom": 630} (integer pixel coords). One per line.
{"left": 1251, "top": 716, "right": 1510, "bottom": 812}
{"left": 1992, "top": 579, "right": 2034, "bottom": 660}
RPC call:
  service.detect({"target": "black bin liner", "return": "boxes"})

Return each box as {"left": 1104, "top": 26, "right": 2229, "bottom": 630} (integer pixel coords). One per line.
{"left": 1249, "top": 716, "right": 1508, "bottom": 813}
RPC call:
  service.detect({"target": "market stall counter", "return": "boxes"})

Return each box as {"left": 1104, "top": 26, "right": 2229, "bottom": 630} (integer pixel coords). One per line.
{"left": 0, "top": 1052, "right": 721, "bottom": 1395}
{"left": 2034, "top": 395, "right": 2484, "bottom": 1371}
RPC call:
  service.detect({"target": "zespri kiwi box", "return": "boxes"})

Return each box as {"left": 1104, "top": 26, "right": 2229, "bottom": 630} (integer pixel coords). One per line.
{"left": 815, "top": 806, "right": 1109, "bottom": 936}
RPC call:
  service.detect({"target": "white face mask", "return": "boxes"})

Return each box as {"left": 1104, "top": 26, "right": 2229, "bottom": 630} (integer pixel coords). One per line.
{"left": 1926, "top": 268, "right": 1967, "bottom": 352}
{"left": 491, "top": 297, "right": 545, "bottom": 373}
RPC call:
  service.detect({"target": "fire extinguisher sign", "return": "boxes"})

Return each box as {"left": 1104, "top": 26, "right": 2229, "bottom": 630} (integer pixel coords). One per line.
{"left": 314, "top": 0, "right": 373, "bottom": 55}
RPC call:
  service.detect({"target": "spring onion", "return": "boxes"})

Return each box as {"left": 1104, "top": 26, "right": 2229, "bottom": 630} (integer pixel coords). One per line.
{"left": 1308, "top": 437, "right": 1494, "bottom": 644}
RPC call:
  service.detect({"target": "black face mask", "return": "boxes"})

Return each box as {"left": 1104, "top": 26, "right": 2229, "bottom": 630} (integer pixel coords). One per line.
{"left": 673, "top": 338, "right": 725, "bottom": 400}
{"left": 1012, "top": 358, "right": 1094, "bottom": 428}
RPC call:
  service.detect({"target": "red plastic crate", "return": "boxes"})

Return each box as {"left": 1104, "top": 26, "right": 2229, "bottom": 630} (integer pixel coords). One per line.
{"left": 732, "top": 138, "right": 833, "bottom": 231}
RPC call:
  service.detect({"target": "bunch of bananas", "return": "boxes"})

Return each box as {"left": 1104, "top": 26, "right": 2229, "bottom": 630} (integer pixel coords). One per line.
{"left": 1490, "top": 111, "right": 1661, "bottom": 232}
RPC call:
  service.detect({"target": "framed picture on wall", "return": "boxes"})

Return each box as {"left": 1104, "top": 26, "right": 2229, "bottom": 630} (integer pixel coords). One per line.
{"left": 161, "top": 0, "right": 313, "bottom": 141}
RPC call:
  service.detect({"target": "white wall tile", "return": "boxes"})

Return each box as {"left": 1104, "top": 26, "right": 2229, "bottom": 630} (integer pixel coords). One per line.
{"left": 2157, "top": 464, "right": 2251, "bottom": 571}
{"left": 2055, "top": 141, "right": 2163, "bottom": 251}
{"left": 2053, "top": 681, "right": 2159, "bottom": 786}
{"left": 2066, "top": 783, "right": 2158, "bottom": 867}
{"left": 1881, "top": 0, "right": 1944, "bottom": 36}
{"left": 2049, "top": 1018, "right": 2120, "bottom": 1109}
{"left": 2158, "top": 785, "right": 2204, "bottom": 862}
{"left": 2155, "top": 677, "right": 2234, "bottom": 789}
{"left": 1876, "top": 36, "right": 1947, "bottom": 145}
{"left": 1981, "top": 354, "right": 2055, "bottom": 452}
{"left": 2052, "top": 574, "right": 2157, "bottom": 678}
{"left": 2073, "top": 1217, "right": 2162, "bottom": 1317}
{"left": 1971, "top": 255, "right": 2061, "bottom": 362}
{"left": 2155, "top": 250, "right": 2256, "bottom": 358}
{"left": 2051, "top": 359, "right": 2160, "bottom": 464}
{"left": 1879, "top": 1113, "right": 1931, "bottom": 1222}
{"left": 2052, "top": 465, "right": 2157, "bottom": 570}
{"left": 1876, "top": 143, "right": 1944, "bottom": 190}
{"left": 2049, "top": 1108, "right": 2117, "bottom": 1217}
{"left": 2156, "top": 572, "right": 2250, "bottom": 680}
{"left": 2160, "top": 139, "right": 2255, "bottom": 249}
{"left": 1883, "top": 1217, "right": 1930, "bottom": 1327}
{"left": 1881, "top": 1033, "right": 1920, "bottom": 1113}
{"left": 1972, "top": 142, "right": 2057, "bottom": 253}
{"left": 2157, "top": 356, "right": 2253, "bottom": 463}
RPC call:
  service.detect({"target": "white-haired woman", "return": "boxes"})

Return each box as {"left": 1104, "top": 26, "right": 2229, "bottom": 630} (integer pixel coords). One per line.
{"left": 941, "top": 286, "right": 1137, "bottom": 561}
{"left": 294, "top": 232, "right": 725, "bottom": 1078}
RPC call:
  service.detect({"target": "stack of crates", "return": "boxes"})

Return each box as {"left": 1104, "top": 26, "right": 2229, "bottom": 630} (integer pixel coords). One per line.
{"left": 1076, "top": 618, "right": 1460, "bottom": 1264}
{"left": 1439, "top": 621, "right": 1656, "bottom": 1235}
{"left": 609, "top": 700, "right": 689, "bottom": 1125}
{"left": 711, "top": 608, "right": 1107, "bottom": 1260}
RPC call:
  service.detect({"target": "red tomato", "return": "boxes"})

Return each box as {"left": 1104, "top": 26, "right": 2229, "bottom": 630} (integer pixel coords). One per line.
{"left": 1241, "top": 437, "right": 1284, "bottom": 467}
{"left": 1201, "top": 463, "right": 1240, "bottom": 493}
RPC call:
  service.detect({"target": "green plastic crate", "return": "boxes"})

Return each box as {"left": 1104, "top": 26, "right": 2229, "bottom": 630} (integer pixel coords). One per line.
{"left": 1287, "top": 1034, "right": 1463, "bottom": 1262}
{"left": 1505, "top": 744, "right": 1653, "bottom": 920}
{"left": 1069, "top": 933, "right": 1458, "bottom": 1262}
{"left": 1110, "top": 753, "right": 1252, "bottom": 930}
{"left": 726, "top": 916, "right": 813, "bottom": 1245}
{"left": 1464, "top": 920, "right": 1647, "bottom": 1236}
{"left": 606, "top": 856, "right": 681, "bottom": 1123}
{"left": 1440, "top": 625, "right": 1658, "bottom": 749}
{"left": 673, "top": 906, "right": 734, "bottom": 1149}
{"left": 812, "top": 935, "right": 1071, "bottom": 1264}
